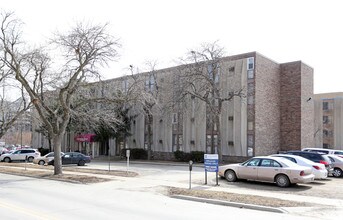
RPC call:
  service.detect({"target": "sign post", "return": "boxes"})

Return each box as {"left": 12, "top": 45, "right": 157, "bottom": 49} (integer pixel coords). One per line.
{"left": 204, "top": 154, "right": 219, "bottom": 186}
{"left": 126, "top": 149, "right": 130, "bottom": 173}
{"left": 108, "top": 149, "right": 111, "bottom": 172}
{"left": 25, "top": 155, "right": 27, "bottom": 171}
{"left": 189, "top": 160, "right": 193, "bottom": 189}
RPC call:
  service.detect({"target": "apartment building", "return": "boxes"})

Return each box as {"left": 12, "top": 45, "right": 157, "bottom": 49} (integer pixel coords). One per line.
{"left": 314, "top": 93, "right": 343, "bottom": 150}
{"left": 31, "top": 51, "right": 314, "bottom": 161}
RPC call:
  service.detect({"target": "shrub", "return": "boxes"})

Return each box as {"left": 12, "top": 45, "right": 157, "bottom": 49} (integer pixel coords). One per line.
{"left": 173, "top": 150, "right": 190, "bottom": 162}
{"left": 174, "top": 150, "right": 205, "bottom": 162}
{"left": 190, "top": 151, "right": 204, "bottom": 163}
{"left": 120, "top": 148, "right": 147, "bottom": 159}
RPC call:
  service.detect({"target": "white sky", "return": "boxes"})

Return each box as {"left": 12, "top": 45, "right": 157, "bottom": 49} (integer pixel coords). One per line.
{"left": 2, "top": 0, "right": 343, "bottom": 94}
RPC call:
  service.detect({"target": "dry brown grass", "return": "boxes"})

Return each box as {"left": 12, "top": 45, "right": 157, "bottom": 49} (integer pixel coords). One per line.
{"left": 0, "top": 162, "right": 137, "bottom": 184}
{"left": 167, "top": 187, "right": 314, "bottom": 208}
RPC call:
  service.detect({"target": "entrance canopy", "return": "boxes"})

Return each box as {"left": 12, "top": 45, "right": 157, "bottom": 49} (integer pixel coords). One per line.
{"left": 74, "top": 134, "right": 96, "bottom": 142}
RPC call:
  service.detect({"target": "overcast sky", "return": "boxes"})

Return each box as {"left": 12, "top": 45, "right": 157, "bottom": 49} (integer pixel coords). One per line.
{"left": 2, "top": 0, "right": 342, "bottom": 94}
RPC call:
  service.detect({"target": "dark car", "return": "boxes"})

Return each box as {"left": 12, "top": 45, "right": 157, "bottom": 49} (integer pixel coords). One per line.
{"left": 48, "top": 152, "right": 91, "bottom": 166}
{"left": 285, "top": 150, "right": 333, "bottom": 174}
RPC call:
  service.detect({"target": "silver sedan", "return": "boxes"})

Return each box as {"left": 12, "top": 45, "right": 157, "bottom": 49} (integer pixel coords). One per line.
{"left": 218, "top": 156, "right": 315, "bottom": 187}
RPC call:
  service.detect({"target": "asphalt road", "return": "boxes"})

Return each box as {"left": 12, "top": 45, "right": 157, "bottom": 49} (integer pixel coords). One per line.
{"left": 0, "top": 173, "right": 318, "bottom": 220}
{"left": 1, "top": 160, "right": 343, "bottom": 219}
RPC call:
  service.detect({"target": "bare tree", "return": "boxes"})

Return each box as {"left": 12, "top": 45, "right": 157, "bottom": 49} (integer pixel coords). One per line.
{"left": 0, "top": 17, "right": 31, "bottom": 139}
{"left": 176, "top": 41, "right": 244, "bottom": 161}
{"left": 128, "top": 62, "right": 163, "bottom": 160}
{"left": 0, "top": 11, "right": 120, "bottom": 174}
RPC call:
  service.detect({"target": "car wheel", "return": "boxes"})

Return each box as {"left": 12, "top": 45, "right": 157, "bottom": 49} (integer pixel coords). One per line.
{"left": 275, "top": 174, "right": 290, "bottom": 187}
{"left": 38, "top": 160, "right": 45, "bottom": 165}
{"left": 27, "top": 157, "right": 34, "bottom": 162}
{"left": 4, "top": 157, "right": 11, "bottom": 163}
{"left": 333, "top": 168, "right": 343, "bottom": 177}
{"left": 224, "top": 170, "right": 237, "bottom": 182}
{"left": 78, "top": 160, "right": 86, "bottom": 166}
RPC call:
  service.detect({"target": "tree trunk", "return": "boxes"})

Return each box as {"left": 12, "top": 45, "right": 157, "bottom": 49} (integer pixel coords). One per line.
{"left": 147, "top": 114, "right": 153, "bottom": 160}
{"left": 52, "top": 134, "right": 63, "bottom": 175}
{"left": 48, "top": 135, "right": 52, "bottom": 152}
{"left": 210, "top": 115, "right": 215, "bottom": 154}
{"left": 215, "top": 113, "right": 222, "bottom": 162}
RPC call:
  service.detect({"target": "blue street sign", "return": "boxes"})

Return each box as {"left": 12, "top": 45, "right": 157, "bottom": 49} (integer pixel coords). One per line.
{"left": 204, "top": 154, "right": 218, "bottom": 172}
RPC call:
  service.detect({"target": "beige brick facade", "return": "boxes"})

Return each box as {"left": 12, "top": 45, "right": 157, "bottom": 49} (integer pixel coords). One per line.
{"left": 31, "top": 52, "right": 315, "bottom": 161}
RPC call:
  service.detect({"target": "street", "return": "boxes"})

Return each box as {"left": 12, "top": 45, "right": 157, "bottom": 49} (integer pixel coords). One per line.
{"left": 1, "top": 160, "right": 343, "bottom": 219}
{"left": 0, "top": 172, "right": 320, "bottom": 220}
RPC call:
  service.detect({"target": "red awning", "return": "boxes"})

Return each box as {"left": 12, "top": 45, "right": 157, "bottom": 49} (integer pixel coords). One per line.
{"left": 74, "top": 134, "right": 96, "bottom": 142}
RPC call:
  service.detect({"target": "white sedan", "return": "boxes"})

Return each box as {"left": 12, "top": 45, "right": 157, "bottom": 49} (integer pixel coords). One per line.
{"left": 218, "top": 156, "right": 315, "bottom": 187}
{"left": 270, "top": 154, "right": 328, "bottom": 179}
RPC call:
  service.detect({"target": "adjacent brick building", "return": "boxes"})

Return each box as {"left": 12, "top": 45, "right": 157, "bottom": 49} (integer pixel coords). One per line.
{"left": 314, "top": 92, "right": 343, "bottom": 150}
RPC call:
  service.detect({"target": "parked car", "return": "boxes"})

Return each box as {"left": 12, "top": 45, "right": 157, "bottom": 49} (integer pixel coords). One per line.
{"left": 48, "top": 152, "right": 91, "bottom": 166}
{"left": 270, "top": 154, "right": 328, "bottom": 179}
{"left": 325, "top": 155, "right": 343, "bottom": 177}
{"left": 0, "top": 147, "right": 9, "bottom": 155}
{"left": 218, "top": 156, "right": 315, "bottom": 187}
{"left": 285, "top": 151, "right": 334, "bottom": 175}
{"left": 302, "top": 148, "right": 343, "bottom": 158}
{"left": 0, "top": 149, "right": 41, "bottom": 162}
{"left": 33, "top": 152, "right": 64, "bottom": 165}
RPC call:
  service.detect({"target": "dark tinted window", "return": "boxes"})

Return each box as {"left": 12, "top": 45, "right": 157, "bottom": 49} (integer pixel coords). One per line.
{"left": 287, "top": 151, "right": 322, "bottom": 162}
{"left": 309, "top": 149, "right": 329, "bottom": 154}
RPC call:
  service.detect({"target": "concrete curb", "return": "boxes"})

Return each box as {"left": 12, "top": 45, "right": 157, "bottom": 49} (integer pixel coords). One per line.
{"left": 170, "top": 195, "right": 287, "bottom": 214}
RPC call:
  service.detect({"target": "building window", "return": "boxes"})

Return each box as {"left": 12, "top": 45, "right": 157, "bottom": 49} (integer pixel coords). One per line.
{"left": 323, "top": 116, "right": 332, "bottom": 124}
{"left": 248, "top": 134, "right": 254, "bottom": 147}
{"left": 323, "top": 130, "right": 333, "bottom": 137}
{"left": 323, "top": 143, "right": 330, "bottom": 149}
{"left": 248, "top": 96, "right": 254, "bottom": 105}
{"left": 145, "top": 74, "right": 155, "bottom": 92}
{"left": 323, "top": 102, "right": 328, "bottom": 110}
{"left": 172, "top": 113, "right": 178, "bottom": 124}
{"left": 248, "top": 121, "right": 254, "bottom": 130}
{"left": 247, "top": 83, "right": 254, "bottom": 95}
{"left": 247, "top": 57, "right": 254, "bottom": 70}
{"left": 122, "top": 79, "right": 128, "bottom": 93}
{"left": 247, "top": 70, "right": 254, "bottom": 79}
{"left": 207, "top": 63, "right": 220, "bottom": 83}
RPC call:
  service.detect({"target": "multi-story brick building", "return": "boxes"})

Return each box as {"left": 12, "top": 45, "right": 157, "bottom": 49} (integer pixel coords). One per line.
{"left": 314, "top": 92, "right": 343, "bottom": 150}
{"left": 31, "top": 51, "right": 314, "bottom": 161}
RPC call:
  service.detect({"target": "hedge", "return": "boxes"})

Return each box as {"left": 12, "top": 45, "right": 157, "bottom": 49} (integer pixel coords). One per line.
{"left": 174, "top": 150, "right": 204, "bottom": 163}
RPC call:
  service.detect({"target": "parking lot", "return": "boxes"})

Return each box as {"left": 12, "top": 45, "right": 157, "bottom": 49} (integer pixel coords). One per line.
{"left": 217, "top": 176, "right": 343, "bottom": 199}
